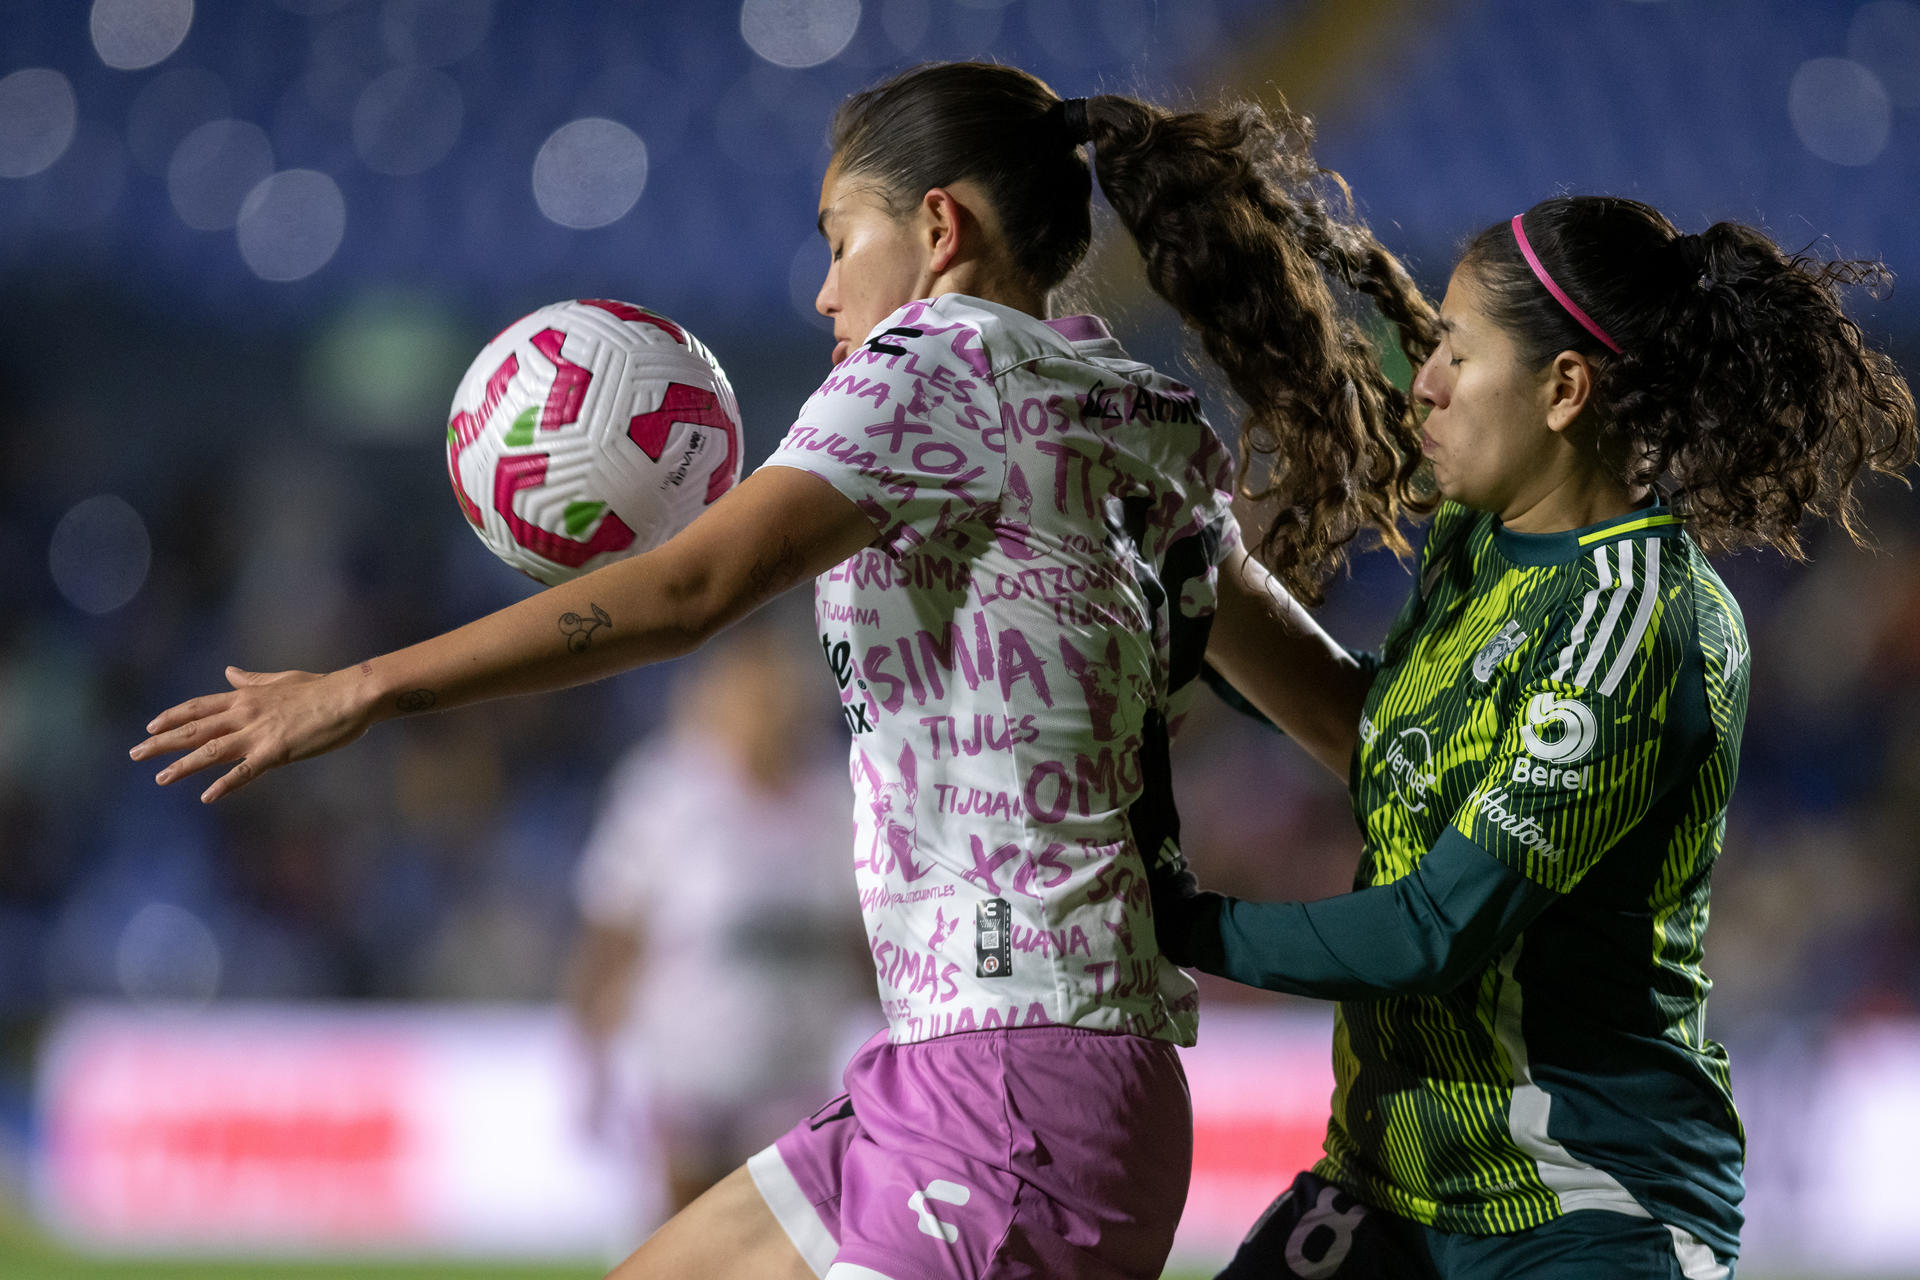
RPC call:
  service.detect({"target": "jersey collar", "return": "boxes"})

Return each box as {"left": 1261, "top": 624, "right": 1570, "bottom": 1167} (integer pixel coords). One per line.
{"left": 1491, "top": 501, "right": 1683, "bottom": 566}
{"left": 1043, "top": 313, "right": 1128, "bottom": 360}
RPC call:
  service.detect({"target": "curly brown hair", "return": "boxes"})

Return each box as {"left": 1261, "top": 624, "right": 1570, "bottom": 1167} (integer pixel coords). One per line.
{"left": 1462, "top": 197, "right": 1918, "bottom": 556}
{"left": 829, "top": 63, "right": 1439, "bottom": 603}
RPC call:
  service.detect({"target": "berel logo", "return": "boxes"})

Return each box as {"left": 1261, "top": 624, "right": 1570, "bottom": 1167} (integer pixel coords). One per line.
{"left": 1510, "top": 758, "right": 1589, "bottom": 791}
{"left": 909, "top": 1180, "right": 971, "bottom": 1242}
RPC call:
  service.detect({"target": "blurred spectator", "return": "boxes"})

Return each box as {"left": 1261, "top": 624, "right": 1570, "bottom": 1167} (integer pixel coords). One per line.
{"left": 562, "top": 621, "right": 871, "bottom": 1220}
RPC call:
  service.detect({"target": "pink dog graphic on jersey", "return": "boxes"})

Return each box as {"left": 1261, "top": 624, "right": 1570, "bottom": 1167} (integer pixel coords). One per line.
{"left": 928, "top": 906, "right": 960, "bottom": 950}
{"left": 855, "top": 742, "right": 932, "bottom": 882}
{"left": 995, "top": 462, "right": 1045, "bottom": 562}
{"left": 1059, "top": 635, "right": 1126, "bottom": 741}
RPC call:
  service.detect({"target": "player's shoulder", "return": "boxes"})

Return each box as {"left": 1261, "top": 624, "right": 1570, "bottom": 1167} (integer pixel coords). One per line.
{"left": 1681, "top": 537, "right": 1746, "bottom": 636}
{"left": 892, "top": 293, "right": 1101, "bottom": 378}
{"left": 801, "top": 295, "right": 1000, "bottom": 413}
{"left": 1537, "top": 520, "right": 1709, "bottom": 694}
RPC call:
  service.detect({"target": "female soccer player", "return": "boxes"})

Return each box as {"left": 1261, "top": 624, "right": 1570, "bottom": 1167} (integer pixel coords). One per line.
{"left": 1159, "top": 195, "right": 1918, "bottom": 1279}
{"left": 132, "top": 63, "right": 1436, "bottom": 1279}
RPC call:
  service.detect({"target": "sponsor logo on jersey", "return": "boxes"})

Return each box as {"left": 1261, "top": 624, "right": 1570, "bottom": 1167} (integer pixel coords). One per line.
{"left": 821, "top": 631, "right": 876, "bottom": 735}
{"left": 1519, "top": 692, "right": 1597, "bottom": 764}
{"left": 1471, "top": 787, "right": 1563, "bottom": 860}
{"left": 1386, "top": 726, "right": 1438, "bottom": 813}
{"left": 1358, "top": 712, "right": 1380, "bottom": 750}
{"left": 1471, "top": 619, "right": 1529, "bottom": 683}
{"left": 1510, "top": 758, "right": 1590, "bottom": 791}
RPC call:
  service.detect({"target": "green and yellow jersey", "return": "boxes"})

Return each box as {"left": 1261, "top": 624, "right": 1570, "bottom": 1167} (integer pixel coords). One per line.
{"left": 1174, "top": 500, "right": 1748, "bottom": 1260}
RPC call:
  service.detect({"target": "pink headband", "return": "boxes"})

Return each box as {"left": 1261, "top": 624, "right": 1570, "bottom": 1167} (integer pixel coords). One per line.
{"left": 1510, "top": 214, "right": 1622, "bottom": 354}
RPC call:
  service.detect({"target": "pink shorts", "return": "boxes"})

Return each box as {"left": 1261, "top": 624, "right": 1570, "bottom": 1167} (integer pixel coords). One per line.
{"left": 748, "top": 1025, "right": 1192, "bottom": 1280}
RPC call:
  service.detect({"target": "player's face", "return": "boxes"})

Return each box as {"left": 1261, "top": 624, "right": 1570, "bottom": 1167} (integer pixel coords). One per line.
{"left": 1412, "top": 267, "right": 1568, "bottom": 518}
{"left": 816, "top": 160, "right": 935, "bottom": 365}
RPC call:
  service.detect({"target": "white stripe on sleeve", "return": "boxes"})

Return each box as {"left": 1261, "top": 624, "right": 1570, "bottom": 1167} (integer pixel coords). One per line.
{"left": 1573, "top": 540, "right": 1638, "bottom": 689}
{"left": 1551, "top": 546, "right": 1612, "bottom": 681}
{"left": 1598, "top": 538, "right": 1664, "bottom": 696}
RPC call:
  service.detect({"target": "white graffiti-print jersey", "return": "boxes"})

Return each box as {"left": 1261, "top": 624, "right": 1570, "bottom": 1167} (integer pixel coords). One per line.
{"left": 762, "top": 294, "right": 1239, "bottom": 1046}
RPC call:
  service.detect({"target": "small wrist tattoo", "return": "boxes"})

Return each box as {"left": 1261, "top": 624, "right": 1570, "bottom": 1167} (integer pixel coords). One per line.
{"left": 396, "top": 689, "right": 437, "bottom": 713}
{"left": 558, "top": 603, "right": 613, "bottom": 653}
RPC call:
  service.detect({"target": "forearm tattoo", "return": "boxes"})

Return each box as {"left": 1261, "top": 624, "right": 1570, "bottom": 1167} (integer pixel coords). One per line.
{"left": 559, "top": 603, "right": 612, "bottom": 653}
{"left": 747, "top": 535, "right": 801, "bottom": 601}
{"left": 396, "top": 689, "right": 437, "bottom": 713}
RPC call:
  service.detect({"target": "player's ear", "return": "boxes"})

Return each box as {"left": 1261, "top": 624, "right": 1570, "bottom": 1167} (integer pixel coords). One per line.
{"left": 1543, "top": 351, "right": 1595, "bottom": 434}
{"left": 919, "top": 186, "right": 965, "bottom": 274}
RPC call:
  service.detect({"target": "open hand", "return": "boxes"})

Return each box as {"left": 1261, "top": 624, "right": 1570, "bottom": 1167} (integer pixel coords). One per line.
{"left": 129, "top": 666, "right": 374, "bottom": 803}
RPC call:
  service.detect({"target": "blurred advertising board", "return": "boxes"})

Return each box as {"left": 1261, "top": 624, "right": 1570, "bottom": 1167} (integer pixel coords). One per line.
{"left": 30, "top": 1001, "right": 1330, "bottom": 1262}
{"left": 32, "top": 1003, "right": 1920, "bottom": 1271}
{"left": 34, "top": 1004, "right": 635, "bottom": 1257}
{"left": 1170, "top": 1005, "right": 1337, "bottom": 1262}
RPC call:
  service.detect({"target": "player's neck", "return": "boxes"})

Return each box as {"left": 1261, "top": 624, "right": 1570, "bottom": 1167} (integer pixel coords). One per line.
{"left": 1498, "top": 470, "right": 1649, "bottom": 535}
{"left": 927, "top": 259, "right": 1048, "bottom": 320}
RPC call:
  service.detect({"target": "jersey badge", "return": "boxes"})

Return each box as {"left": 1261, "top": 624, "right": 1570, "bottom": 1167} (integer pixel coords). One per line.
{"left": 1471, "top": 619, "right": 1529, "bottom": 683}
{"left": 975, "top": 897, "right": 1012, "bottom": 978}
{"left": 1519, "top": 692, "right": 1597, "bottom": 764}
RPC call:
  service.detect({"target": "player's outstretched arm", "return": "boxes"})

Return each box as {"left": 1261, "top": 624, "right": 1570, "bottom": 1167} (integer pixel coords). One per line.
{"left": 1204, "top": 547, "right": 1372, "bottom": 778}
{"left": 1158, "top": 831, "right": 1560, "bottom": 997}
{"left": 130, "top": 467, "right": 874, "bottom": 803}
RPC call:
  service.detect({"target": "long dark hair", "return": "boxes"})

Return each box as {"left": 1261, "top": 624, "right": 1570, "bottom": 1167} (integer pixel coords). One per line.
{"left": 829, "top": 62, "right": 1438, "bottom": 603}
{"left": 1462, "top": 197, "right": 1917, "bottom": 556}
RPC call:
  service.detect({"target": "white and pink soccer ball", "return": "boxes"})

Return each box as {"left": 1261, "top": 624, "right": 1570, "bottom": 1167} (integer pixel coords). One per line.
{"left": 445, "top": 298, "right": 743, "bottom": 586}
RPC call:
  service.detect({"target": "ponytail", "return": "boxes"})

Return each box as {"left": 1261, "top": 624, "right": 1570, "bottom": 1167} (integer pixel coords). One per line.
{"left": 1464, "top": 197, "right": 1917, "bottom": 557}
{"left": 830, "top": 64, "right": 1438, "bottom": 604}
{"left": 1082, "top": 94, "right": 1439, "bottom": 601}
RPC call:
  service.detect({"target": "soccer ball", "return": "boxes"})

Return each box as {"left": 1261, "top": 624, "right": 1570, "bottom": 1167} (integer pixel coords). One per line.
{"left": 445, "top": 298, "right": 743, "bottom": 586}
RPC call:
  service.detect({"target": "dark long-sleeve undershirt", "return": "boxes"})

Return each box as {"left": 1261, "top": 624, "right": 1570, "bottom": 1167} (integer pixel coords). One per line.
{"left": 1158, "top": 828, "right": 1561, "bottom": 999}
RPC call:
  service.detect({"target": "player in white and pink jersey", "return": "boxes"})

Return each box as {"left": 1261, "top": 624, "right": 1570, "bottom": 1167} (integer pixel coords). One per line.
{"left": 763, "top": 291, "right": 1236, "bottom": 1050}
{"left": 136, "top": 62, "right": 1439, "bottom": 1280}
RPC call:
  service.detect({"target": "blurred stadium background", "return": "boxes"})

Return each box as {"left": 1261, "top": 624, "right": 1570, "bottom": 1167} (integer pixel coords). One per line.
{"left": 3, "top": 0, "right": 1918, "bottom": 1276}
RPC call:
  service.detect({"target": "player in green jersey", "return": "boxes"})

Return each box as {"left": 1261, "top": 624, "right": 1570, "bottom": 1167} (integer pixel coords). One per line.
{"left": 1167, "top": 195, "right": 1918, "bottom": 1279}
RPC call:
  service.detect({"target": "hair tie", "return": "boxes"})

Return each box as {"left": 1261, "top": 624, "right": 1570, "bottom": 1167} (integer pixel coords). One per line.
{"left": 1511, "top": 213, "right": 1623, "bottom": 355}
{"left": 1058, "top": 97, "right": 1090, "bottom": 147}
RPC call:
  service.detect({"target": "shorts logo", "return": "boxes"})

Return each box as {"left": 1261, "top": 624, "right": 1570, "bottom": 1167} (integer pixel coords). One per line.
{"left": 1471, "top": 619, "right": 1528, "bottom": 683}
{"left": 1519, "top": 692, "right": 1597, "bottom": 764}
{"left": 908, "top": 1180, "right": 970, "bottom": 1242}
